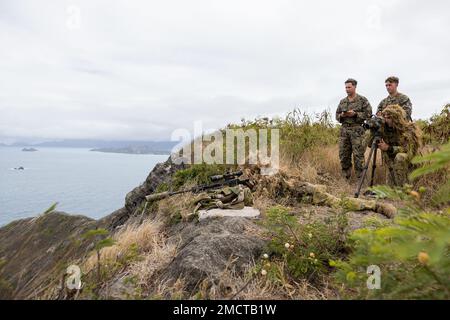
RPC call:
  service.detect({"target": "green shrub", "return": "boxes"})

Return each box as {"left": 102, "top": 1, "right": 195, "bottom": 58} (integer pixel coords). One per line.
{"left": 278, "top": 109, "right": 338, "bottom": 162}
{"left": 419, "top": 104, "right": 450, "bottom": 145}
{"left": 82, "top": 228, "right": 116, "bottom": 282}
{"left": 332, "top": 210, "right": 450, "bottom": 299}
{"left": 230, "top": 108, "right": 338, "bottom": 163}
{"left": 332, "top": 143, "right": 450, "bottom": 299}
{"left": 261, "top": 206, "right": 348, "bottom": 282}
{"left": 411, "top": 140, "right": 450, "bottom": 206}
{"left": 172, "top": 163, "right": 231, "bottom": 189}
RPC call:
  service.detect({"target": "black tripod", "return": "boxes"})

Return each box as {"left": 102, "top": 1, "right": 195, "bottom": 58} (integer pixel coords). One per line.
{"left": 355, "top": 134, "right": 381, "bottom": 198}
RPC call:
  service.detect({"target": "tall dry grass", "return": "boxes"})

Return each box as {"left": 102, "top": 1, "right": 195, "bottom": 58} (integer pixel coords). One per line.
{"left": 84, "top": 218, "right": 176, "bottom": 275}
{"left": 279, "top": 143, "right": 389, "bottom": 198}
{"left": 153, "top": 261, "right": 338, "bottom": 300}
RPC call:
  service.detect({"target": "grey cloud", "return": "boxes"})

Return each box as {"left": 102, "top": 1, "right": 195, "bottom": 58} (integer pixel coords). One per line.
{"left": 0, "top": 0, "right": 449, "bottom": 143}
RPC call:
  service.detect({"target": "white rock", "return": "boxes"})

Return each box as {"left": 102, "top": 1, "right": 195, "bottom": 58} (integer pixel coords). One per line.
{"left": 198, "top": 206, "right": 260, "bottom": 221}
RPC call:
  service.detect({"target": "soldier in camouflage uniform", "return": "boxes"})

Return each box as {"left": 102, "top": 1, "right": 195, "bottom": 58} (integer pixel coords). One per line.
{"left": 377, "top": 76, "right": 413, "bottom": 121}
{"left": 336, "top": 79, "right": 372, "bottom": 180}
{"left": 377, "top": 105, "right": 421, "bottom": 186}
{"left": 192, "top": 185, "right": 253, "bottom": 213}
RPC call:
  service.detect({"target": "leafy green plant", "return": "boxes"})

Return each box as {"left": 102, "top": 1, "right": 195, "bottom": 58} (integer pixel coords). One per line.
{"left": 82, "top": 228, "right": 116, "bottom": 282}
{"left": 230, "top": 108, "right": 338, "bottom": 164}
{"left": 419, "top": 104, "right": 450, "bottom": 145}
{"left": 279, "top": 109, "right": 338, "bottom": 162}
{"left": 411, "top": 140, "right": 450, "bottom": 205}
{"left": 261, "top": 206, "right": 348, "bottom": 282}
{"left": 332, "top": 211, "right": 450, "bottom": 299}
{"left": 41, "top": 202, "right": 59, "bottom": 215}
{"left": 172, "top": 163, "right": 230, "bottom": 189}
{"left": 333, "top": 143, "right": 450, "bottom": 299}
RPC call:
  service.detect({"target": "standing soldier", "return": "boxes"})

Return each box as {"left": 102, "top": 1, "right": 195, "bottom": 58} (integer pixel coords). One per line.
{"left": 336, "top": 79, "right": 372, "bottom": 180}
{"left": 377, "top": 76, "right": 413, "bottom": 121}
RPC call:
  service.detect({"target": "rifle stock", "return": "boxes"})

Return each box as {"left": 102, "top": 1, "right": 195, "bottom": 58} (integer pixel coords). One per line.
{"left": 145, "top": 191, "right": 171, "bottom": 202}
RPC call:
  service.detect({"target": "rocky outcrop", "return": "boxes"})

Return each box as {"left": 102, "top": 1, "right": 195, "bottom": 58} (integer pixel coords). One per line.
{"left": 0, "top": 157, "right": 399, "bottom": 300}
{"left": 0, "top": 211, "right": 97, "bottom": 299}
{"left": 160, "top": 217, "right": 265, "bottom": 294}
{"left": 0, "top": 156, "right": 187, "bottom": 299}
{"left": 121, "top": 157, "right": 185, "bottom": 226}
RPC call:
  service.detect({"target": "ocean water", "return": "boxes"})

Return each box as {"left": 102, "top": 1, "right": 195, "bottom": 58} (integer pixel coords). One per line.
{"left": 0, "top": 147, "right": 168, "bottom": 226}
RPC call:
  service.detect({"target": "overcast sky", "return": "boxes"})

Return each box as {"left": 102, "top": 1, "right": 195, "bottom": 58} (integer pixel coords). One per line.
{"left": 0, "top": 0, "right": 449, "bottom": 143}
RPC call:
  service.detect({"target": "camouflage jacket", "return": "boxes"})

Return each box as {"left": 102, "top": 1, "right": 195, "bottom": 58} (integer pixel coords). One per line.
{"left": 380, "top": 125, "right": 419, "bottom": 160}
{"left": 377, "top": 93, "right": 412, "bottom": 121}
{"left": 192, "top": 185, "right": 253, "bottom": 213}
{"left": 336, "top": 94, "right": 372, "bottom": 125}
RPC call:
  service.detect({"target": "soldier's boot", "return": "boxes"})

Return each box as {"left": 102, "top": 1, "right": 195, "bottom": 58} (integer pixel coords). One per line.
{"left": 355, "top": 169, "right": 363, "bottom": 180}
{"left": 341, "top": 168, "right": 352, "bottom": 180}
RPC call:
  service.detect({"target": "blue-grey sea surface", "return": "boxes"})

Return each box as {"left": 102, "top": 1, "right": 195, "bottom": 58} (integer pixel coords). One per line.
{"left": 0, "top": 147, "right": 167, "bottom": 226}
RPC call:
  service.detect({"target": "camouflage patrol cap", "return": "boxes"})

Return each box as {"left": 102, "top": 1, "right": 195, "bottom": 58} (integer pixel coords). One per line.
{"left": 345, "top": 78, "right": 358, "bottom": 86}
{"left": 385, "top": 76, "right": 399, "bottom": 84}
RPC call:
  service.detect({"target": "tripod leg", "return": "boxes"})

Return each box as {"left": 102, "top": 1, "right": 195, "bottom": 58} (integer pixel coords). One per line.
{"left": 355, "top": 140, "right": 376, "bottom": 198}
{"left": 369, "top": 146, "right": 378, "bottom": 187}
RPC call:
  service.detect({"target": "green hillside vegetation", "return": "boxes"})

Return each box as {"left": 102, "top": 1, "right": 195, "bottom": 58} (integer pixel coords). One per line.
{"left": 72, "top": 104, "right": 448, "bottom": 300}
{"left": 1, "top": 105, "right": 447, "bottom": 300}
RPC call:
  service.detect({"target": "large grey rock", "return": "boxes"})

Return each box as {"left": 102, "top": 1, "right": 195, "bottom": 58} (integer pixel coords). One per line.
{"left": 161, "top": 217, "right": 265, "bottom": 293}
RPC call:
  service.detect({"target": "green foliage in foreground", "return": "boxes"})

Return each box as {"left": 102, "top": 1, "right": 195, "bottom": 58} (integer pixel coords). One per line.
{"left": 332, "top": 210, "right": 450, "bottom": 299}
{"left": 411, "top": 140, "right": 450, "bottom": 206}
{"left": 332, "top": 143, "right": 450, "bottom": 299}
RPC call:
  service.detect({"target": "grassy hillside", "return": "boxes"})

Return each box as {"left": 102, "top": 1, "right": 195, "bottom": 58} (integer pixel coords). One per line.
{"left": 1, "top": 105, "right": 448, "bottom": 300}
{"left": 61, "top": 104, "right": 448, "bottom": 300}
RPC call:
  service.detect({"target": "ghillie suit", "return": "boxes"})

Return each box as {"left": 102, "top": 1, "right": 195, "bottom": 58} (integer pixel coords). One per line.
{"left": 377, "top": 92, "right": 413, "bottom": 121}
{"left": 380, "top": 104, "right": 422, "bottom": 186}
{"left": 192, "top": 185, "right": 254, "bottom": 213}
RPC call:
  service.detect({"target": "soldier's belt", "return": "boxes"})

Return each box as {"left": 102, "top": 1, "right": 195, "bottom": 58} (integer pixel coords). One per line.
{"left": 341, "top": 123, "right": 363, "bottom": 127}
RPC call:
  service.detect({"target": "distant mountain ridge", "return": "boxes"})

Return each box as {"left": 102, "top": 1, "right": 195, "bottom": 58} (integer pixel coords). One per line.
{"left": 0, "top": 139, "right": 178, "bottom": 151}
{"left": 90, "top": 146, "right": 173, "bottom": 155}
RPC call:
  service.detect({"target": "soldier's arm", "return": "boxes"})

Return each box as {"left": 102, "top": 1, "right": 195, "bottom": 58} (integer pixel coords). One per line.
{"left": 386, "top": 136, "right": 408, "bottom": 156}
{"left": 383, "top": 133, "right": 406, "bottom": 156}
{"left": 336, "top": 102, "right": 343, "bottom": 122}
{"left": 388, "top": 145, "right": 406, "bottom": 156}
{"left": 355, "top": 98, "right": 372, "bottom": 122}
{"left": 400, "top": 96, "right": 413, "bottom": 120}
{"left": 376, "top": 99, "right": 384, "bottom": 115}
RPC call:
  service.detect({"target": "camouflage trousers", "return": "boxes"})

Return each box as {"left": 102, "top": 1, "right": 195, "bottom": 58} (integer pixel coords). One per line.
{"left": 383, "top": 152, "right": 410, "bottom": 187}
{"left": 339, "top": 125, "right": 366, "bottom": 179}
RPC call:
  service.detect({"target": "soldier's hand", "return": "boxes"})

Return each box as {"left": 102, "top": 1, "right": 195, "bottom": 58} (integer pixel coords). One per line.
{"left": 346, "top": 110, "right": 356, "bottom": 117}
{"left": 378, "top": 140, "right": 389, "bottom": 151}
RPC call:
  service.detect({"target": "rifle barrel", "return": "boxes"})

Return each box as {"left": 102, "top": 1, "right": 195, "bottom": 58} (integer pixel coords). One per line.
{"left": 145, "top": 177, "right": 250, "bottom": 202}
